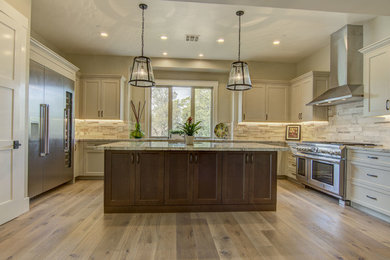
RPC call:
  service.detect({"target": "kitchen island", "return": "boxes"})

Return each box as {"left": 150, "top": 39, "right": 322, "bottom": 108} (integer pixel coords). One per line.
{"left": 99, "top": 141, "right": 288, "bottom": 213}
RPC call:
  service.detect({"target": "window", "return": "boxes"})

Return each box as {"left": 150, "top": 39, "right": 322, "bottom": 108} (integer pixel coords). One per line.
{"left": 147, "top": 80, "right": 218, "bottom": 138}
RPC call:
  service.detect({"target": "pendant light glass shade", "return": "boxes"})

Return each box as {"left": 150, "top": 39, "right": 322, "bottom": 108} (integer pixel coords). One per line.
{"left": 227, "top": 61, "right": 252, "bottom": 91}
{"left": 129, "top": 4, "right": 155, "bottom": 88}
{"left": 129, "top": 56, "right": 155, "bottom": 87}
{"left": 227, "top": 10, "right": 252, "bottom": 91}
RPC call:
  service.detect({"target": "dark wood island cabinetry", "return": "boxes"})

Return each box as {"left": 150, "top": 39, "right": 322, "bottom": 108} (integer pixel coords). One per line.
{"left": 103, "top": 142, "right": 282, "bottom": 213}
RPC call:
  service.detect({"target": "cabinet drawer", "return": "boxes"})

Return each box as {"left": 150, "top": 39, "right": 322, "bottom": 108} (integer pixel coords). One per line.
{"left": 350, "top": 151, "right": 390, "bottom": 166}
{"left": 350, "top": 184, "right": 390, "bottom": 216}
{"left": 350, "top": 163, "right": 390, "bottom": 189}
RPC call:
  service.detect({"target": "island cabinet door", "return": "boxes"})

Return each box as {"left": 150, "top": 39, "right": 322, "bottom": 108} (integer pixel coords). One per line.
{"left": 104, "top": 151, "right": 135, "bottom": 206}
{"left": 249, "top": 152, "right": 277, "bottom": 204}
{"left": 134, "top": 151, "right": 164, "bottom": 205}
{"left": 222, "top": 152, "right": 250, "bottom": 204}
{"left": 193, "top": 152, "right": 222, "bottom": 204}
{"left": 164, "top": 152, "right": 193, "bottom": 204}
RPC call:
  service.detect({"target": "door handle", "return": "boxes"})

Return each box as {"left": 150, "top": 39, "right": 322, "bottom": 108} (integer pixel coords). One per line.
{"left": 366, "top": 195, "right": 377, "bottom": 200}
{"left": 98, "top": 110, "right": 100, "bottom": 117}
{"left": 367, "top": 156, "right": 378, "bottom": 160}
{"left": 13, "top": 140, "right": 21, "bottom": 150}
{"left": 131, "top": 153, "right": 134, "bottom": 164}
{"left": 189, "top": 153, "right": 193, "bottom": 163}
{"left": 194, "top": 154, "right": 198, "bottom": 163}
{"left": 251, "top": 154, "right": 254, "bottom": 163}
{"left": 45, "top": 105, "right": 50, "bottom": 155}
{"left": 245, "top": 154, "right": 249, "bottom": 163}
{"left": 136, "top": 153, "right": 140, "bottom": 164}
{"left": 266, "top": 113, "right": 268, "bottom": 121}
{"left": 40, "top": 104, "right": 46, "bottom": 156}
{"left": 386, "top": 99, "right": 390, "bottom": 111}
{"left": 101, "top": 110, "right": 103, "bottom": 117}
{"left": 366, "top": 174, "right": 378, "bottom": 178}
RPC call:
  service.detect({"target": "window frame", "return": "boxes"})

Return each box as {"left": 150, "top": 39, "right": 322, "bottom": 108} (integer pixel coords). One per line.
{"left": 145, "top": 79, "right": 218, "bottom": 138}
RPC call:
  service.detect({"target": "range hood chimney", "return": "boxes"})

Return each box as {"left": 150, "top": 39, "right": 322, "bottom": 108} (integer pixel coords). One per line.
{"left": 307, "top": 25, "right": 364, "bottom": 106}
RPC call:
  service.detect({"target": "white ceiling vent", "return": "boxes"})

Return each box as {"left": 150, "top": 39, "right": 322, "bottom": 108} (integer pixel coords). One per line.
{"left": 186, "top": 34, "right": 200, "bottom": 42}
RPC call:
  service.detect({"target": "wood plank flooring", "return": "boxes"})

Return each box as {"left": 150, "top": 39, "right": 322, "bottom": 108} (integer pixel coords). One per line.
{"left": 1, "top": 179, "right": 390, "bottom": 259}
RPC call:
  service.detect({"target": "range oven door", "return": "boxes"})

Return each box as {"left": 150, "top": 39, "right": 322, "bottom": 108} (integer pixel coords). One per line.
{"left": 307, "top": 157, "right": 344, "bottom": 197}
{"left": 295, "top": 156, "right": 308, "bottom": 183}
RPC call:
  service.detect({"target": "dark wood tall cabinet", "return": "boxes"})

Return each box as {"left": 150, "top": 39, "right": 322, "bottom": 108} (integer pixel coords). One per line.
{"left": 193, "top": 152, "right": 222, "bottom": 204}
{"left": 135, "top": 151, "right": 164, "bottom": 205}
{"left": 164, "top": 152, "right": 193, "bottom": 204}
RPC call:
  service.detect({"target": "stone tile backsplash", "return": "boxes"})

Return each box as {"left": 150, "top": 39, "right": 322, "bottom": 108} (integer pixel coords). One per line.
{"left": 234, "top": 101, "right": 390, "bottom": 145}
{"left": 75, "top": 101, "right": 390, "bottom": 146}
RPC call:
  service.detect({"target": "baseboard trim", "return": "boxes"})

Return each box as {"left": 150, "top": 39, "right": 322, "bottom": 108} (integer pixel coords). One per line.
{"left": 76, "top": 176, "right": 104, "bottom": 180}
{"left": 351, "top": 201, "right": 390, "bottom": 223}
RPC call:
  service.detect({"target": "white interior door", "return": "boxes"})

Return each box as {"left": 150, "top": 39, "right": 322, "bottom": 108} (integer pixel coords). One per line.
{"left": 0, "top": 1, "right": 29, "bottom": 225}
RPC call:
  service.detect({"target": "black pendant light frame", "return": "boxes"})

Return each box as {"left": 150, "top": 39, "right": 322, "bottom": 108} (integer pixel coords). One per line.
{"left": 129, "top": 3, "right": 156, "bottom": 88}
{"left": 227, "top": 10, "right": 252, "bottom": 91}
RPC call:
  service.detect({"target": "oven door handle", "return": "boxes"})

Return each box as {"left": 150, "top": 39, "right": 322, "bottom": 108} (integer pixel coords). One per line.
{"left": 293, "top": 154, "right": 342, "bottom": 164}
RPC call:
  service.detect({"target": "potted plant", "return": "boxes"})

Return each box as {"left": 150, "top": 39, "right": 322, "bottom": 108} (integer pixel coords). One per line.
{"left": 130, "top": 100, "right": 145, "bottom": 139}
{"left": 179, "top": 117, "right": 202, "bottom": 145}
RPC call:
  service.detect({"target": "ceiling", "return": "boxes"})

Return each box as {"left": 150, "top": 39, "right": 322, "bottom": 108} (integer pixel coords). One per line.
{"left": 31, "top": 0, "right": 376, "bottom": 62}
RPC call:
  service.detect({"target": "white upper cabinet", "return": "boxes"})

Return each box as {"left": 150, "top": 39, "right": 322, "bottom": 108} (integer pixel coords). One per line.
{"left": 289, "top": 71, "right": 330, "bottom": 122}
{"left": 242, "top": 80, "right": 289, "bottom": 122}
{"left": 80, "top": 75, "right": 125, "bottom": 120}
{"left": 360, "top": 37, "right": 390, "bottom": 116}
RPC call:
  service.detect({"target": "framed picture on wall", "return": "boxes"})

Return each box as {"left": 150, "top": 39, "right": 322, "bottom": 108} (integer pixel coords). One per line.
{"left": 285, "top": 125, "right": 301, "bottom": 141}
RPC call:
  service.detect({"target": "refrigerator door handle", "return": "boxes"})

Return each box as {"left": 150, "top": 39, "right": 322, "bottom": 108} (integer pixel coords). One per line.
{"left": 39, "top": 104, "right": 46, "bottom": 157}
{"left": 45, "top": 104, "right": 50, "bottom": 155}
{"left": 64, "top": 108, "right": 69, "bottom": 152}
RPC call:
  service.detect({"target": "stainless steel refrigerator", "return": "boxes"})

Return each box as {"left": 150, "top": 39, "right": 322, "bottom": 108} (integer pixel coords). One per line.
{"left": 28, "top": 60, "right": 74, "bottom": 197}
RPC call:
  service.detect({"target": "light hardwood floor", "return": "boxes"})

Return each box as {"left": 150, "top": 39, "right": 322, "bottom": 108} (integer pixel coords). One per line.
{"left": 1, "top": 180, "right": 390, "bottom": 260}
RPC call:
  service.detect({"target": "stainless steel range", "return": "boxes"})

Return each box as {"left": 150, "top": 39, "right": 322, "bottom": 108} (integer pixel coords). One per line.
{"left": 291, "top": 141, "right": 376, "bottom": 203}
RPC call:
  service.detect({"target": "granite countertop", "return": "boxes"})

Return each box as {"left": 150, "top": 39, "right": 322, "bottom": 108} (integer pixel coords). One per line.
{"left": 346, "top": 145, "right": 390, "bottom": 153}
{"left": 97, "top": 141, "right": 289, "bottom": 152}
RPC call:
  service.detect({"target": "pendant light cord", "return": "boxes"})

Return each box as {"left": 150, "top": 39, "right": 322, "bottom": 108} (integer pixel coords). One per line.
{"left": 141, "top": 7, "right": 145, "bottom": 56}
{"left": 238, "top": 14, "right": 241, "bottom": 61}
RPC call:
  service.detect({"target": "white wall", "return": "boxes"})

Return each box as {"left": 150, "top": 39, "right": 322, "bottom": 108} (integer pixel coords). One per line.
{"left": 296, "top": 44, "right": 330, "bottom": 76}
{"left": 363, "top": 16, "right": 390, "bottom": 46}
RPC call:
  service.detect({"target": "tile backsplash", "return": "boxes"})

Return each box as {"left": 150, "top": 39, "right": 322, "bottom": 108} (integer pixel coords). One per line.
{"left": 234, "top": 101, "right": 390, "bottom": 145}
{"left": 75, "top": 120, "right": 130, "bottom": 139}
{"left": 75, "top": 101, "right": 390, "bottom": 145}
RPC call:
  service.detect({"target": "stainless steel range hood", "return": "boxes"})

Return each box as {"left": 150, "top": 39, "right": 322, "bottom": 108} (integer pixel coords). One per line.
{"left": 307, "top": 25, "right": 363, "bottom": 106}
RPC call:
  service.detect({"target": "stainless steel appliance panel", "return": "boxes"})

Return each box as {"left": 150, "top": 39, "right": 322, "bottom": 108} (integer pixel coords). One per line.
{"left": 28, "top": 61, "right": 45, "bottom": 197}
{"left": 43, "top": 68, "right": 66, "bottom": 191}
{"left": 28, "top": 62, "right": 74, "bottom": 197}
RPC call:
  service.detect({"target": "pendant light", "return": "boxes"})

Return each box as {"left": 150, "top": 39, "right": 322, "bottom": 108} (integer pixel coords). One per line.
{"left": 227, "top": 10, "right": 252, "bottom": 91}
{"left": 129, "top": 4, "right": 155, "bottom": 88}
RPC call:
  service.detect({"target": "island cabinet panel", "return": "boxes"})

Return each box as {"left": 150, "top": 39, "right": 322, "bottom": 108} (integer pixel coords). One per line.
{"left": 249, "top": 152, "right": 277, "bottom": 203}
{"left": 222, "top": 152, "right": 250, "bottom": 204}
{"left": 104, "top": 151, "right": 135, "bottom": 206}
{"left": 135, "top": 152, "right": 164, "bottom": 205}
{"left": 164, "top": 152, "right": 193, "bottom": 204}
{"left": 193, "top": 152, "right": 222, "bottom": 204}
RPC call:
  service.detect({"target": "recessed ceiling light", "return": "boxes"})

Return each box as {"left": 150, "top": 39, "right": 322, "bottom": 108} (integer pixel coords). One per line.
{"left": 160, "top": 35, "right": 168, "bottom": 40}
{"left": 100, "top": 32, "right": 108, "bottom": 37}
{"left": 198, "top": 53, "right": 204, "bottom": 57}
{"left": 162, "top": 52, "right": 168, "bottom": 56}
{"left": 217, "top": 38, "right": 224, "bottom": 43}
{"left": 273, "top": 40, "right": 280, "bottom": 45}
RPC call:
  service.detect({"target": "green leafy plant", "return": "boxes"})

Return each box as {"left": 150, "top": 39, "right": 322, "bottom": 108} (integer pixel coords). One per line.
{"left": 169, "top": 129, "right": 184, "bottom": 135}
{"left": 179, "top": 117, "right": 202, "bottom": 136}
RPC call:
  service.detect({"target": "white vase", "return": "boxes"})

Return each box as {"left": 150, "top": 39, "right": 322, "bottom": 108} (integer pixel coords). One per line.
{"left": 185, "top": 135, "right": 194, "bottom": 145}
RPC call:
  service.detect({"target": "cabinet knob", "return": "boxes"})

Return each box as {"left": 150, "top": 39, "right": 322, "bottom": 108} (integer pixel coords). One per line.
{"left": 386, "top": 99, "right": 390, "bottom": 111}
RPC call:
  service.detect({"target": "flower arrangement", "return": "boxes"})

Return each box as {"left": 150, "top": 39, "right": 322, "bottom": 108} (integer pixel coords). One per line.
{"left": 180, "top": 117, "right": 202, "bottom": 136}
{"left": 130, "top": 100, "right": 145, "bottom": 139}
{"left": 179, "top": 117, "right": 202, "bottom": 145}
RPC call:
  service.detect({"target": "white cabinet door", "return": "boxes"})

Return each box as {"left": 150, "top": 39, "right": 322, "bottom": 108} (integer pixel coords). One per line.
{"left": 365, "top": 48, "right": 390, "bottom": 116}
{"left": 101, "top": 80, "right": 120, "bottom": 119}
{"left": 83, "top": 80, "right": 100, "bottom": 119}
{"left": 300, "top": 78, "right": 314, "bottom": 121}
{"left": 267, "top": 84, "right": 288, "bottom": 122}
{"left": 290, "top": 82, "right": 302, "bottom": 121}
{"left": 84, "top": 150, "right": 104, "bottom": 176}
{"left": 0, "top": 1, "right": 29, "bottom": 225}
{"left": 243, "top": 83, "right": 266, "bottom": 121}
